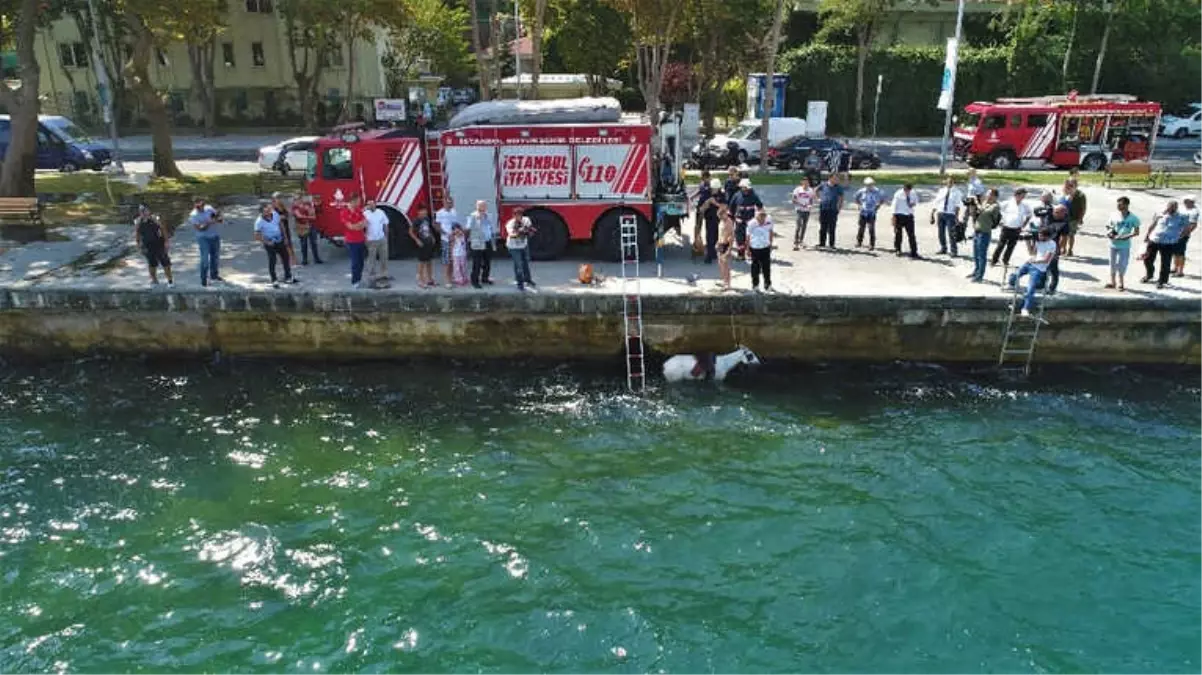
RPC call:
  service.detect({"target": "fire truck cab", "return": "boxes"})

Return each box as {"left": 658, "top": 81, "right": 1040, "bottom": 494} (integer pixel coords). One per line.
{"left": 953, "top": 93, "right": 1161, "bottom": 171}
{"left": 303, "top": 99, "right": 684, "bottom": 261}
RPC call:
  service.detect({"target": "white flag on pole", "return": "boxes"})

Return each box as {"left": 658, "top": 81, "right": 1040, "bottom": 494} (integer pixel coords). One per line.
{"left": 936, "top": 37, "right": 958, "bottom": 111}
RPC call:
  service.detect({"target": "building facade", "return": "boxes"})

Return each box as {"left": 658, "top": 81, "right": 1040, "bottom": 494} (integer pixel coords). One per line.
{"left": 33, "top": 2, "right": 398, "bottom": 130}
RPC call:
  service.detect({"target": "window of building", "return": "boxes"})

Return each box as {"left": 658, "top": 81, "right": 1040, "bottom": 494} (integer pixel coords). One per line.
{"left": 321, "top": 46, "right": 344, "bottom": 68}
{"left": 0, "top": 120, "right": 11, "bottom": 145}
{"left": 322, "top": 147, "right": 354, "bottom": 180}
{"left": 251, "top": 42, "right": 265, "bottom": 67}
{"left": 1027, "top": 113, "right": 1049, "bottom": 128}
{"left": 58, "top": 42, "right": 89, "bottom": 68}
{"left": 245, "top": 0, "right": 273, "bottom": 12}
{"left": 155, "top": 48, "right": 169, "bottom": 66}
{"left": 221, "top": 42, "right": 235, "bottom": 67}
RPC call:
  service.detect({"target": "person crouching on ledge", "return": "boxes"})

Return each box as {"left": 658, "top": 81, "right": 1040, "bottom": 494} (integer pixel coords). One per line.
{"left": 1004, "top": 227, "right": 1056, "bottom": 318}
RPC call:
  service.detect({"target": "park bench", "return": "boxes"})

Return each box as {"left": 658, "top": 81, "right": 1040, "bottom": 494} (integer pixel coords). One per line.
{"left": 1103, "top": 161, "right": 1167, "bottom": 189}
{"left": 254, "top": 171, "right": 304, "bottom": 197}
{"left": 0, "top": 196, "right": 44, "bottom": 226}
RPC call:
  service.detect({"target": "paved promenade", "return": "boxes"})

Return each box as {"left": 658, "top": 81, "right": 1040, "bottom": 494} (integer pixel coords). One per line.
{"left": 2, "top": 184, "right": 1199, "bottom": 304}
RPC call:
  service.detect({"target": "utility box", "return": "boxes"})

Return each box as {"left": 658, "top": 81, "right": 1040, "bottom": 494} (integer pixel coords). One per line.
{"left": 745, "top": 73, "right": 789, "bottom": 119}
{"left": 806, "top": 101, "right": 828, "bottom": 137}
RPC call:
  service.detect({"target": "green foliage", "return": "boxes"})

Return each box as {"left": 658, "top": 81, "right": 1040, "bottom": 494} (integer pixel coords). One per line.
{"left": 382, "top": 0, "right": 473, "bottom": 87}
{"left": 552, "top": 0, "right": 631, "bottom": 89}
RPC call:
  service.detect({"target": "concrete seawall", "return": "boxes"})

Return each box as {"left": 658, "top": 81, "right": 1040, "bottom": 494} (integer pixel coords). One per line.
{"left": 0, "top": 288, "right": 1197, "bottom": 365}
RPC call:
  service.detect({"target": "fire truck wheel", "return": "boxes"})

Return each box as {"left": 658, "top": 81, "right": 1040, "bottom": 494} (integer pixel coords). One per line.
{"left": 988, "top": 150, "right": 1017, "bottom": 170}
{"left": 380, "top": 206, "right": 417, "bottom": 260}
{"left": 525, "top": 209, "right": 569, "bottom": 261}
{"left": 593, "top": 208, "right": 653, "bottom": 262}
{"left": 1080, "top": 153, "right": 1107, "bottom": 172}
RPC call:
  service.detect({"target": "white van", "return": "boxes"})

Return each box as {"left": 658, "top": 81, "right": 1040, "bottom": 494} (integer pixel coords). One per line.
{"left": 697, "top": 117, "right": 808, "bottom": 163}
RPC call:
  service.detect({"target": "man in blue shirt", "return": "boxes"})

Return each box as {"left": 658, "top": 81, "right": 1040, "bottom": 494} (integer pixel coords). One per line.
{"left": 189, "top": 196, "right": 223, "bottom": 287}
{"left": 253, "top": 201, "right": 296, "bottom": 288}
{"left": 816, "top": 174, "right": 844, "bottom": 248}
{"left": 1142, "top": 199, "right": 1189, "bottom": 289}
{"left": 853, "top": 176, "right": 883, "bottom": 250}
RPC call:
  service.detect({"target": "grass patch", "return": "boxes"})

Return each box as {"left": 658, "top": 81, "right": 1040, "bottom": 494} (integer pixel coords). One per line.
{"left": 35, "top": 172, "right": 303, "bottom": 200}
{"left": 42, "top": 201, "right": 123, "bottom": 226}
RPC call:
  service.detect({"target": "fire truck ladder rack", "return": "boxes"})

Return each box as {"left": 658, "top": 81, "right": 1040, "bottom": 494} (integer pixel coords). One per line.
{"left": 997, "top": 285, "right": 1048, "bottom": 377}
{"left": 424, "top": 132, "right": 446, "bottom": 210}
{"left": 620, "top": 213, "right": 646, "bottom": 393}
{"left": 995, "top": 94, "right": 1138, "bottom": 105}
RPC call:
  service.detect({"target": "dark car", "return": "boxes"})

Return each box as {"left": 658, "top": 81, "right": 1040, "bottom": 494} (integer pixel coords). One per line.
{"left": 767, "top": 136, "right": 881, "bottom": 171}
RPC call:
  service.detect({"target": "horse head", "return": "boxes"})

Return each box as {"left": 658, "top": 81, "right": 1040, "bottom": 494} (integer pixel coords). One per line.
{"left": 736, "top": 345, "right": 761, "bottom": 366}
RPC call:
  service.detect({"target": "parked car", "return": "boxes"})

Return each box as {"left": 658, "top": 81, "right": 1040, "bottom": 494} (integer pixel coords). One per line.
{"left": 693, "top": 117, "right": 807, "bottom": 164}
{"left": 767, "top": 136, "right": 881, "bottom": 171}
{"left": 1159, "top": 103, "right": 1201, "bottom": 138}
{"left": 258, "top": 136, "right": 320, "bottom": 174}
{"left": 0, "top": 114, "right": 112, "bottom": 171}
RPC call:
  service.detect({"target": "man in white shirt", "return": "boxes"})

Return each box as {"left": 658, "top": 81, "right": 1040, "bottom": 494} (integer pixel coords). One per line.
{"left": 435, "top": 197, "right": 460, "bottom": 288}
{"left": 1005, "top": 226, "right": 1057, "bottom": 317}
{"left": 932, "top": 175, "right": 963, "bottom": 257}
{"left": 505, "top": 206, "right": 536, "bottom": 291}
{"left": 747, "top": 209, "right": 775, "bottom": 292}
{"left": 363, "top": 199, "right": 390, "bottom": 285}
{"left": 992, "top": 187, "right": 1032, "bottom": 268}
{"left": 890, "top": 183, "right": 919, "bottom": 258}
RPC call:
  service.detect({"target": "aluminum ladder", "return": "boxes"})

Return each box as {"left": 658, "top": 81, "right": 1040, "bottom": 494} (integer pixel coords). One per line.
{"left": 620, "top": 214, "right": 646, "bottom": 392}
{"left": 997, "top": 285, "right": 1048, "bottom": 377}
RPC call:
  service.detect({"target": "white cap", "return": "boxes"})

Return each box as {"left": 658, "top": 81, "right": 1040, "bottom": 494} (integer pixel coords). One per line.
{"left": 738, "top": 178, "right": 751, "bottom": 188}
{"left": 863, "top": 177, "right": 875, "bottom": 185}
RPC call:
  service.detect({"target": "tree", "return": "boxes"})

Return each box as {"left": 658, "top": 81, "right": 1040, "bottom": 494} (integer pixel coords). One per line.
{"left": 758, "top": 0, "right": 787, "bottom": 169}
{"left": 681, "top": 0, "right": 773, "bottom": 134}
{"left": 525, "top": 0, "right": 549, "bottom": 98}
{"left": 335, "top": 0, "right": 402, "bottom": 123}
{"left": 605, "top": 0, "right": 681, "bottom": 121}
{"left": 467, "top": 0, "right": 492, "bottom": 99}
{"left": 121, "top": 9, "right": 183, "bottom": 177}
{"left": 816, "top": 0, "right": 895, "bottom": 137}
{"left": 177, "top": 0, "right": 226, "bottom": 136}
{"left": 1060, "top": 0, "right": 1079, "bottom": 90}
{"left": 556, "top": 0, "right": 631, "bottom": 95}
{"left": 0, "top": 0, "right": 42, "bottom": 196}
{"left": 382, "top": 0, "right": 472, "bottom": 92}
{"left": 278, "top": 0, "right": 340, "bottom": 130}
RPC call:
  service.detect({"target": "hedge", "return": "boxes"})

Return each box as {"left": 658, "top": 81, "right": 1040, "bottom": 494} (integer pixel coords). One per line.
{"left": 780, "top": 43, "right": 1200, "bottom": 136}
{"left": 781, "top": 44, "right": 1013, "bottom": 136}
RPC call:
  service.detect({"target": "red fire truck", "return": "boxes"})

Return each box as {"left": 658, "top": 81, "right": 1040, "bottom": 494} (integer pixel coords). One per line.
{"left": 303, "top": 103, "right": 685, "bottom": 261}
{"left": 953, "top": 93, "right": 1161, "bottom": 171}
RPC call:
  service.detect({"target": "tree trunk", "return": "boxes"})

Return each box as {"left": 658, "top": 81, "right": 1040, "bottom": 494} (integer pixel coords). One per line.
{"left": 343, "top": 34, "right": 357, "bottom": 122}
{"left": 531, "top": 0, "right": 547, "bottom": 98}
{"left": 187, "top": 40, "right": 218, "bottom": 136}
{"left": 854, "top": 26, "right": 868, "bottom": 138}
{"left": 125, "top": 16, "right": 183, "bottom": 178}
{"left": 1061, "top": 0, "right": 1079, "bottom": 91}
{"left": 1090, "top": 0, "right": 1113, "bottom": 94}
{"left": 468, "top": 0, "right": 492, "bottom": 99}
{"left": 0, "top": 0, "right": 41, "bottom": 197}
{"left": 489, "top": 0, "right": 502, "bottom": 98}
{"left": 759, "top": 0, "right": 787, "bottom": 171}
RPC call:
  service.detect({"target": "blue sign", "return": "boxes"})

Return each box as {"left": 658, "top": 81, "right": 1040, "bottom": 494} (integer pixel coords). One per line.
{"left": 750, "top": 73, "right": 790, "bottom": 118}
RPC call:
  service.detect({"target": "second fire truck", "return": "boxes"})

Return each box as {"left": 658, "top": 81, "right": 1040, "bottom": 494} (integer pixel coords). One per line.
{"left": 302, "top": 99, "right": 688, "bottom": 261}
{"left": 953, "top": 93, "right": 1161, "bottom": 171}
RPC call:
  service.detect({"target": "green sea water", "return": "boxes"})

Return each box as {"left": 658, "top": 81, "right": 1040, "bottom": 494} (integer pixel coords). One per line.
{"left": 0, "top": 360, "right": 1198, "bottom": 674}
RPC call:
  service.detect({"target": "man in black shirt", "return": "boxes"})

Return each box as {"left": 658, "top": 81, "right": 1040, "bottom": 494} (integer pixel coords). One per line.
{"left": 134, "top": 205, "right": 173, "bottom": 286}
{"left": 728, "top": 178, "right": 762, "bottom": 261}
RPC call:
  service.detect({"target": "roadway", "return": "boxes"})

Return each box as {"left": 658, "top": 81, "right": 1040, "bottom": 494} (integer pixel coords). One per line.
{"left": 107, "top": 134, "right": 1200, "bottom": 174}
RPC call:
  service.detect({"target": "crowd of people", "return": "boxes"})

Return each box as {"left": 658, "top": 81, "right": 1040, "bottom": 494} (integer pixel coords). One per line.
{"left": 128, "top": 174, "right": 1197, "bottom": 305}
{"left": 129, "top": 192, "right": 542, "bottom": 292}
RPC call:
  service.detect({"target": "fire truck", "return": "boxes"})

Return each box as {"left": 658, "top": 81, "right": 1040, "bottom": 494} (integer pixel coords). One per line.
{"left": 953, "top": 93, "right": 1161, "bottom": 171}
{"left": 302, "top": 99, "right": 688, "bottom": 261}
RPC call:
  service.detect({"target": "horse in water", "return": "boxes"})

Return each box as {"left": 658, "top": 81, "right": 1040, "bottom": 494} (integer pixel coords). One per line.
{"left": 662, "top": 346, "right": 761, "bottom": 383}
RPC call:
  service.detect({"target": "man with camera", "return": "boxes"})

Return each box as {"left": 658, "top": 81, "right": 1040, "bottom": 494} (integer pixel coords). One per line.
{"left": 505, "top": 206, "right": 537, "bottom": 292}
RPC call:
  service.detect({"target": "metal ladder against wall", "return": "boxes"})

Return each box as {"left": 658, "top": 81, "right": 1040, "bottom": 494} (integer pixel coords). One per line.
{"left": 997, "top": 285, "right": 1048, "bottom": 377}
{"left": 620, "top": 213, "right": 646, "bottom": 392}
